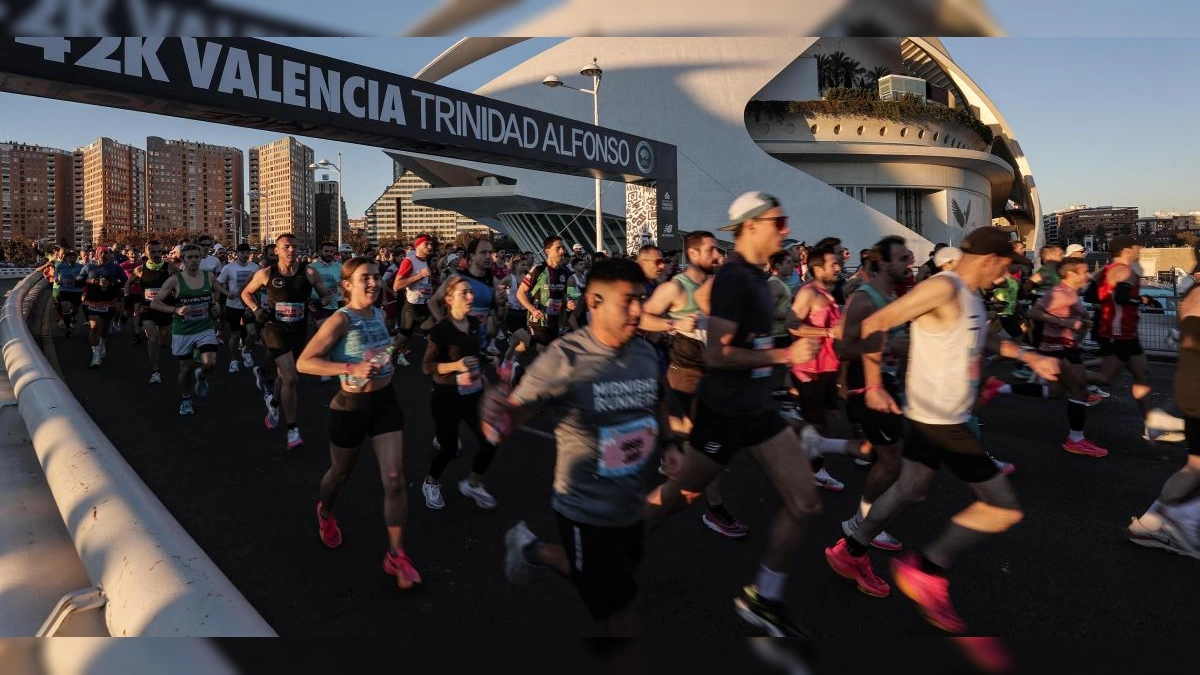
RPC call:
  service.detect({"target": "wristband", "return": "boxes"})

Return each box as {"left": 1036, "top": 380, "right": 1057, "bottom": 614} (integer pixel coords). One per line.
{"left": 343, "top": 363, "right": 351, "bottom": 375}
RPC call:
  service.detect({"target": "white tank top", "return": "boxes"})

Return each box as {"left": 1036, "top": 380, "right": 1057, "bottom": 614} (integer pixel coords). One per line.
{"left": 404, "top": 254, "right": 432, "bottom": 305}
{"left": 904, "top": 272, "right": 987, "bottom": 425}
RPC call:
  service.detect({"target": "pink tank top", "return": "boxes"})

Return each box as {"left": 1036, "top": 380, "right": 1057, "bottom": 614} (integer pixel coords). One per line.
{"left": 792, "top": 282, "right": 841, "bottom": 380}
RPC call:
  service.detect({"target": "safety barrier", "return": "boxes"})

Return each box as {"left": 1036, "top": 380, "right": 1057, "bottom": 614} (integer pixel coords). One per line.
{"left": 0, "top": 272, "right": 275, "bottom": 636}
{"left": 0, "top": 267, "right": 36, "bottom": 278}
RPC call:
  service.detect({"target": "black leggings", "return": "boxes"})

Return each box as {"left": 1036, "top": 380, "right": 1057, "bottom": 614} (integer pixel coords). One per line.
{"left": 428, "top": 387, "right": 497, "bottom": 480}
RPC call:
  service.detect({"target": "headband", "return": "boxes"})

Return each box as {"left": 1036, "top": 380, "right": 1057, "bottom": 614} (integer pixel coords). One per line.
{"left": 414, "top": 236, "right": 431, "bottom": 248}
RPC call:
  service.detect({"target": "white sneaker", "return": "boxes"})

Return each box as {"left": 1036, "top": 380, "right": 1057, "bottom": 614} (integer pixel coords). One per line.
{"left": 1158, "top": 507, "right": 1200, "bottom": 560}
{"left": 263, "top": 395, "right": 280, "bottom": 430}
{"left": 242, "top": 351, "right": 254, "bottom": 368}
{"left": 286, "top": 427, "right": 303, "bottom": 450}
{"left": 1145, "top": 427, "right": 1187, "bottom": 444}
{"left": 178, "top": 398, "right": 194, "bottom": 415}
{"left": 228, "top": 360, "right": 240, "bottom": 373}
{"left": 813, "top": 467, "right": 845, "bottom": 492}
{"left": 1087, "top": 385, "right": 1110, "bottom": 398}
{"left": 841, "top": 517, "right": 903, "bottom": 551}
{"left": 148, "top": 371, "right": 162, "bottom": 384}
{"left": 1146, "top": 408, "right": 1186, "bottom": 433}
{"left": 89, "top": 352, "right": 102, "bottom": 369}
{"left": 503, "top": 521, "right": 538, "bottom": 585}
{"left": 422, "top": 480, "right": 445, "bottom": 510}
{"left": 458, "top": 479, "right": 497, "bottom": 509}
{"left": 193, "top": 367, "right": 209, "bottom": 397}
{"left": 394, "top": 351, "right": 410, "bottom": 367}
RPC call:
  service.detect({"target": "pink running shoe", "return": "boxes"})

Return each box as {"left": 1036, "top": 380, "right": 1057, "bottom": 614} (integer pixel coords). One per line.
{"left": 890, "top": 552, "right": 967, "bottom": 633}
{"left": 825, "top": 538, "right": 891, "bottom": 597}
{"left": 316, "top": 501, "right": 342, "bottom": 549}
{"left": 1062, "top": 437, "right": 1109, "bottom": 458}
{"left": 383, "top": 549, "right": 422, "bottom": 589}
{"left": 979, "top": 377, "right": 1007, "bottom": 406}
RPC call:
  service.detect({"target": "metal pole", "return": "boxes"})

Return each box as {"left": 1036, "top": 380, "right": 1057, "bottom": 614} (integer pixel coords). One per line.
{"left": 336, "top": 153, "right": 344, "bottom": 253}
{"left": 592, "top": 77, "right": 602, "bottom": 254}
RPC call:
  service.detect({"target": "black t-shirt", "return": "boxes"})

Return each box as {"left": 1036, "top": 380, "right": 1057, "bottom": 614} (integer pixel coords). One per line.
{"left": 425, "top": 316, "right": 482, "bottom": 389}
{"left": 1177, "top": 315, "right": 1200, "bottom": 417}
{"left": 697, "top": 251, "right": 775, "bottom": 415}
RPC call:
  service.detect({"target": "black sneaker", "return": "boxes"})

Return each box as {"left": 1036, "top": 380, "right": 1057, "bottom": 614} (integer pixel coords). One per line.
{"left": 734, "top": 585, "right": 811, "bottom": 637}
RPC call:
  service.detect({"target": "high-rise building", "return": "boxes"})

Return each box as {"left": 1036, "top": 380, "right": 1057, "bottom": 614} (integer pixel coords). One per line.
{"left": 73, "top": 137, "right": 145, "bottom": 248}
{"left": 249, "top": 136, "right": 314, "bottom": 249}
{"left": 145, "top": 136, "right": 243, "bottom": 243}
{"left": 1, "top": 142, "right": 73, "bottom": 245}
{"left": 313, "top": 176, "right": 348, "bottom": 247}
{"left": 1041, "top": 212, "right": 1060, "bottom": 246}
{"left": 1053, "top": 205, "right": 1139, "bottom": 247}
{"left": 365, "top": 170, "right": 485, "bottom": 244}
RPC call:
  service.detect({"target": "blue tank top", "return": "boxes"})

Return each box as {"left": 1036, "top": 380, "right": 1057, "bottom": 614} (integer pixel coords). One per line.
{"left": 461, "top": 271, "right": 494, "bottom": 346}
{"left": 329, "top": 307, "right": 394, "bottom": 385}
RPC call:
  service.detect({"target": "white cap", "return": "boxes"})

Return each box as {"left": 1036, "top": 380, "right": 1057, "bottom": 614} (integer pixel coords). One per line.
{"left": 572, "top": 243, "right": 583, "bottom": 251}
{"left": 933, "top": 246, "right": 963, "bottom": 268}
{"left": 719, "top": 191, "right": 782, "bottom": 230}
{"left": 212, "top": 243, "right": 224, "bottom": 251}
{"left": 1064, "top": 244, "right": 1085, "bottom": 257}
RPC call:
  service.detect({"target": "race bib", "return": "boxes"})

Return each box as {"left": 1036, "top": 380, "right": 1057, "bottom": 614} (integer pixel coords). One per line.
{"left": 751, "top": 336, "right": 774, "bottom": 379}
{"left": 183, "top": 304, "right": 209, "bottom": 321}
{"left": 143, "top": 287, "right": 160, "bottom": 301}
{"left": 546, "top": 298, "right": 563, "bottom": 316}
{"left": 598, "top": 417, "right": 657, "bottom": 477}
{"left": 275, "top": 301, "right": 305, "bottom": 323}
{"left": 456, "top": 366, "right": 483, "bottom": 395}
{"left": 83, "top": 301, "right": 109, "bottom": 312}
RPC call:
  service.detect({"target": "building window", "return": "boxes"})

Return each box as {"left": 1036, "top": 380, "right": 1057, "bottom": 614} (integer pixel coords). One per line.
{"left": 896, "top": 189, "right": 923, "bottom": 235}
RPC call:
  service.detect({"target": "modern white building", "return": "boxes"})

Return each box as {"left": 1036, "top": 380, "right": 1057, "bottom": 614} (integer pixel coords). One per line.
{"left": 395, "top": 37, "right": 1041, "bottom": 259}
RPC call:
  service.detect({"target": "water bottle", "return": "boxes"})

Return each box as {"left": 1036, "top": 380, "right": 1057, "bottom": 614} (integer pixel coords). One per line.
{"left": 482, "top": 382, "right": 513, "bottom": 444}
{"left": 346, "top": 346, "right": 396, "bottom": 389}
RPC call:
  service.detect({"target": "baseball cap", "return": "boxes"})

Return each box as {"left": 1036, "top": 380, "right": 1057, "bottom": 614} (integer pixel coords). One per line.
{"left": 933, "top": 246, "right": 963, "bottom": 268}
{"left": 960, "top": 227, "right": 1023, "bottom": 262}
{"left": 212, "top": 243, "right": 224, "bottom": 251}
{"left": 719, "top": 191, "right": 782, "bottom": 231}
{"left": 1064, "top": 244, "right": 1085, "bottom": 257}
{"left": 572, "top": 243, "right": 583, "bottom": 251}
{"left": 781, "top": 238, "right": 801, "bottom": 249}
{"left": 236, "top": 243, "right": 251, "bottom": 252}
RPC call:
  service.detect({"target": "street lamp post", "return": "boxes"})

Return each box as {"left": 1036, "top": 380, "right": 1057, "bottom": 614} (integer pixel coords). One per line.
{"left": 544, "top": 58, "right": 604, "bottom": 254}
{"left": 308, "top": 153, "right": 343, "bottom": 252}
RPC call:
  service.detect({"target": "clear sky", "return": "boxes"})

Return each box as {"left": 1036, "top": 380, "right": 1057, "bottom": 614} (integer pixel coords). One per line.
{"left": 1, "top": 36, "right": 1197, "bottom": 220}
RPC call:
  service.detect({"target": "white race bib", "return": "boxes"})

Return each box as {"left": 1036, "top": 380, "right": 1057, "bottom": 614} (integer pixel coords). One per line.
{"left": 275, "top": 301, "right": 305, "bottom": 322}
{"left": 143, "top": 287, "right": 160, "bottom": 301}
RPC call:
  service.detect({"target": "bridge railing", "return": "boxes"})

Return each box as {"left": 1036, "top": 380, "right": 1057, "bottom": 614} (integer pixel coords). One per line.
{"left": 0, "top": 272, "right": 275, "bottom": 636}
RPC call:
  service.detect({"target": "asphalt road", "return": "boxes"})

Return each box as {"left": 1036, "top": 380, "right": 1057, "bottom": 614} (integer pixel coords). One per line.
{"left": 29, "top": 290, "right": 1199, "bottom": 639}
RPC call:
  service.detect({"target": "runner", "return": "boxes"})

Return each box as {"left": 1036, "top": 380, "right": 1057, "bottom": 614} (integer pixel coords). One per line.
{"left": 148, "top": 244, "right": 225, "bottom": 415}
{"left": 217, "top": 243, "right": 260, "bottom": 373}
{"left": 419, "top": 275, "right": 500, "bottom": 511}
{"left": 640, "top": 230, "right": 749, "bottom": 538}
{"left": 1127, "top": 265, "right": 1200, "bottom": 559}
{"left": 835, "top": 236, "right": 913, "bottom": 552}
{"left": 53, "top": 250, "right": 84, "bottom": 338}
{"left": 131, "top": 241, "right": 175, "bottom": 384}
{"left": 249, "top": 243, "right": 279, "bottom": 392}
{"left": 118, "top": 250, "right": 141, "bottom": 342}
{"left": 78, "top": 247, "right": 127, "bottom": 368}
{"left": 390, "top": 234, "right": 437, "bottom": 367}
{"left": 642, "top": 192, "right": 822, "bottom": 636}
{"left": 308, "top": 241, "right": 344, "bottom": 381}
{"left": 430, "top": 237, "right": 499, "bottom": 356}
{"left": 516, "top": 236, "right": 577, "bottom": 351}
{"left": 295, "top": 257, "right": 420, "bottom": 589}
{"left": 489, "top": 257, "right": 664, "bottom": 636}
{"left": 240, "top": 233, "right": 333, "bottom": 449}
{"left": 823, "top": 227, "right": 1059, "bottom": 633}
{"left": 504, "top": 256, "right": 531, "bottom": 336}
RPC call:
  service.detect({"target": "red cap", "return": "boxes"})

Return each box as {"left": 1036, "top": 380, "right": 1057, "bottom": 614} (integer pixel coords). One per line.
{"left": 413, "top": 235, "right": 431, "bottom": 248}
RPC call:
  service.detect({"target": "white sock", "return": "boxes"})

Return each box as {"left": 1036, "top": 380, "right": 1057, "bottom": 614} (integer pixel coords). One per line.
{"left": 1146, "top": 409, "right": 1186, "bottom": 432}
{"left": 754, "top": 565, "right": 789, "bottom": 602}
{"left": 1068, "top": 430, "right": 1085, "bottom": 442}
{"left": 998, "top": 383, "right": 1012, "bottom": 394}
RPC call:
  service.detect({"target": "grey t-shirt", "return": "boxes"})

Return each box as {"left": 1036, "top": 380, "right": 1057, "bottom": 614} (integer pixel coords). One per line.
{"left": 511, "top": 328, "right": 662, "bottom": 527}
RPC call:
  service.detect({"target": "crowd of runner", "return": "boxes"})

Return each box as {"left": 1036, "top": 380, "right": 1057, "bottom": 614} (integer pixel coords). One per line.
{"left": 32, "top": 192, "right": 1200, "bottom": 642}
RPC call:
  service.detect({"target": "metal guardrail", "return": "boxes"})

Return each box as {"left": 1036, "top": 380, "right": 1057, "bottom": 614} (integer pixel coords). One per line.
{"left": 0, "top": 272, "right": 275, "bottom": 637}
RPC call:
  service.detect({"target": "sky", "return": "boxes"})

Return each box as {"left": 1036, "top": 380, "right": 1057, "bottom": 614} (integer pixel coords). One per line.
{"left": 2, "top": 35, "right": 1198, "bottom": 221}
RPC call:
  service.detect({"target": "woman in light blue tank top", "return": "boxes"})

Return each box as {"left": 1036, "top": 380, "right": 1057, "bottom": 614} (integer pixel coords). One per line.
{"left": 297, "top": 257, "right": 422, "bottom": 589}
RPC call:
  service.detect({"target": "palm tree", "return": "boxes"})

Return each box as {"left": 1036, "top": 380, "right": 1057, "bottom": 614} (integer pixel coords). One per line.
{"left": 825, "top": 51, "right": 855, "bottom": 88}
{"left": 815, "top": 53, "right": 834, "bottom": 90}
{"left": 857, "top": 65, "right": 891, "bottom": 90}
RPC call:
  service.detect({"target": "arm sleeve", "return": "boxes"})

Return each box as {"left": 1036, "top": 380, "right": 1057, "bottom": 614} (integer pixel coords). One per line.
{"left": 510, "top": 342, "right": 571, "bottom": 407}
{"left": 1114, "top": 282, "right": 1139, "bottom": 305}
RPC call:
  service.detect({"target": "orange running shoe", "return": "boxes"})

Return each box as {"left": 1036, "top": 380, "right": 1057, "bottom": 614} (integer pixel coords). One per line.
{"left": 890, "top": 552, "right": 966, "bottom": 633}
{"left": 825, "top": 538, "right": 891, "bottom": 597}
{"left": 383, "top": 549, "right": 422, "bottom": 589}
{"left": 1062, "top": 437, "right": 1109, "bottom": 458}
{"left": 316, "top": 502, "right": 342, "bottom": 549}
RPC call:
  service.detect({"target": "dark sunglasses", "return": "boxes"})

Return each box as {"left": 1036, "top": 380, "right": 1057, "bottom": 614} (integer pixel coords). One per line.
{"left": 754, "top": 216, "right": 789, "bottom": 231}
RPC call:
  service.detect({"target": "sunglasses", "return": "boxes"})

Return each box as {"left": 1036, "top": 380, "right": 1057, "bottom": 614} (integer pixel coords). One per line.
{"left": 754, "top": 216, "right": 789, "bottom": 231}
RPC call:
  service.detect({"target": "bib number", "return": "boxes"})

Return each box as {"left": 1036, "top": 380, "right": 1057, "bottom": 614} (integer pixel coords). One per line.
{"left": 275, "top": 301, "right": 305, "bottom": 322}
{"left": 546, "top": 298, "right": 563, "bottom": 316}
{"left": 143, "top": 287, "right": 160, "bottom": 301}
{"left": 751, "top": 336, "right": 774, "bottom": 379}
{"left": 597, "top": 417, "right": 657, "bottom": 477}
{"left": 183, "top": 303, "right": 209, "bottom": 321}
{"left": 456, "top": 367, "right": 483, "bottom": 395}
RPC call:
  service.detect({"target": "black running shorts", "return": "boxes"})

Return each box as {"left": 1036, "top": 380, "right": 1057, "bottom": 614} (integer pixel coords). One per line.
{"left": 688, "top": 398, "right": 788, "bottom": 466}
{"left": 327, "top": 386, "right": 405, "bottom": 448}
{"left": 795, "top": 371, "right": 839, "bottom": 426}
{"left": 1188, "top": 417, "right": 1200, "bottom": 458}
{"left": 554, "top": 511, "right": 644, "bottom": 621}
{"left": 902, "top": 419, "right": 999, "bottom": 483}
{"left": 1096, "top": 337, "right": 1144, "bottom": 362}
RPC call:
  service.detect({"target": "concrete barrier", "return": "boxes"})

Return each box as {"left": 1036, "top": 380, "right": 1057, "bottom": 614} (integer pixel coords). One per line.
{"left": 0, "top": 273, "right": 275, "bottom": 637}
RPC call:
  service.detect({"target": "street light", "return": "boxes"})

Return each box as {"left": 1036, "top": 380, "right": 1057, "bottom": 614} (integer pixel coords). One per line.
{"left": 544, "top": 57, "right": 604, "bottom": 254}
{"left": 308, "top": 153, "right": 343, "bottom": 253}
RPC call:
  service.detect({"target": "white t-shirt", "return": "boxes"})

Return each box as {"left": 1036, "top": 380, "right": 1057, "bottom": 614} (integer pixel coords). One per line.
{"left": 199, "top": 255, "right": 222, "bottom": 275}
{"left": 217, "top": 261, "right": 260, "bottom": 309}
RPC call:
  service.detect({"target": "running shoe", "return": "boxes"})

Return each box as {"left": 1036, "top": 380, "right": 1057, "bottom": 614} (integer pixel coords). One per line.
{"left": 1144, "top": 428, "right": 1187, "bottom": 444}
{"left": 841, "top": 517, "right": 903, "bottom": 551}
{"left": 991, "top": 457, "right": 1016, "bottom": 476}
{"left": 733, "top": 585, "right": 811, "bottom": 637}
{"left": 890, "top": 552, "right": 966, "bottom": 633}
{"left": 263, "top": 394, "right": 279, "bottom": 429}
{"left": 242, "top": 350, "right": 254, "bottom": 368}
{"left": 178, "top": 398, "right": 194, "bottom": 415}
{"left": 813, "top": 467, "right": 845, "bottom": 492}
{"left": 148, "top": 371, "right": 162, "bottom": 384}
{"left": 1062, "top": 437, "right": 1108, "bottom": 458}
{"left": 702, "top": 510, "right": 750, "bottom": 539}
{"left": 383, "top": 549, "right": 422, "bottom": 589}
{"left": 979, "top": 376, "right": 1007, "bottom": 406}
{"left": 1088, "top": 385, "right": 1110, "bottom": 398}
{"left": 394, "top": 351, "right": 410, "bottom": 367}
{"left": 1146, "top": 408, "right": 1187, "bottom": 433}
{"left": 422, "top": 480, "right": 445, "bottom": 510}
{"left": 252, "top": 366, "right": 266, "bottom": 392}
{"left": 89, "top": 352, "right": 102, "bottom": 369}
{"left": 503, "top": 521, "right": 538, "bottom": 585}
{"left": 228, "top": 360, "right": 240, "bottom": 373}
{"left": 778, "top": 401, "right": 803, "bottom": 422}
{"left": 316, "top": 501, "right": 342, "bottom": 549}
{"left": 824, "top": 538, "right": 891, "bottom": 597}
{"left": 1126, "top": 513, "right": 1178, "bottom": 553}
{"left": 286, "top": 428, "right": 303, "bottom": 450}
{"left": 193, "top": 368, "right": 209, "bottom": 397}
{"left": 458, "top": 479, "right": 497, "bottom": 509}
{"left": 1158, "top": 507, "right": 1200, "bottom": 561}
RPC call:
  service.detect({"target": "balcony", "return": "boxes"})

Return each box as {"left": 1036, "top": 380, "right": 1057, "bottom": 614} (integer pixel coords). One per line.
{"left": 746, "top": 98, "right": 992, "bottom": 151}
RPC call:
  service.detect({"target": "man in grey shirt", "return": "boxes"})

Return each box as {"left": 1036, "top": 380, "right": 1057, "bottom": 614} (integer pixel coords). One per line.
{"left": 484, "top": 257, "right": 672, "bottom": 637}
